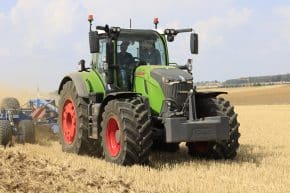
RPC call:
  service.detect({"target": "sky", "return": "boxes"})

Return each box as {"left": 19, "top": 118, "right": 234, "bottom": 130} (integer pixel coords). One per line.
{"left": 0, "top": 0, "right": 290, "bottom": 91}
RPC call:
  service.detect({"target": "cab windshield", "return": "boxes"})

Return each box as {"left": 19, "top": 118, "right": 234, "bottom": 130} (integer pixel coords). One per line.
{"left": 116, "top": 30, "right": 167, "bottom": 66}
{"left": 113, "top": 30, "right": 167, "bottom": 89}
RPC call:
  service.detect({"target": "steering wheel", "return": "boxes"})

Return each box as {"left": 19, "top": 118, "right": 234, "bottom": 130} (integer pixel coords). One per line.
{"left": 133, "top": 57, "right": 146, "bottom": 66}
{"left": 133, "top": 57, "right": 141, "bottom": 62}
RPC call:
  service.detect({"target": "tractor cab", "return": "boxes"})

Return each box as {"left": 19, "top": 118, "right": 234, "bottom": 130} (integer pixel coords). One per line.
{"left": 87, "top": 17, "right": 198, "bottom": 93}
{"left": 95, "top": 29, "right": 168, "bottom": 90}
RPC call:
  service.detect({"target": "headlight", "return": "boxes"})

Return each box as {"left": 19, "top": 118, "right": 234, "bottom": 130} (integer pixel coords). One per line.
{"left": 162, "top": 77, "right": 170, "bottom": 83}
{"left": 112, "top": 27, "right": 120, "bottom": 32}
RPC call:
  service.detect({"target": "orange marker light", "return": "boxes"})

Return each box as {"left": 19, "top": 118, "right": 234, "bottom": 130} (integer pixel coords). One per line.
{"left": 136, "top": 71, "right": 145, "bottom": 77}
{"left": 88, "top": 14, "right": 94, "bottom": 22}
{"left": 153, "top": 17, "right": 159, "bottom": 25}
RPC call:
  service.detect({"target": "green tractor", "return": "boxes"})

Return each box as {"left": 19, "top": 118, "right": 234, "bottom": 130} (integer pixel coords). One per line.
{"left": 57, "top": 16, "right": 240, "bottom": 165}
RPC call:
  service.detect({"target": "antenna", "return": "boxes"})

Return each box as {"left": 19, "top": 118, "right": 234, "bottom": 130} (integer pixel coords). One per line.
{"left": 36, "top": 84, "right": 40, "bottom": 99}
{"left": 130, "top": 18, "right": 132, "bottom": 29}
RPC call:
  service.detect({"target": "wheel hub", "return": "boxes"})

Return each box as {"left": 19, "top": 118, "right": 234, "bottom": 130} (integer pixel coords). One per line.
{"left": 115, "top": 130, "right": 121, "bottom": 143}
{"left": 106, "top": 116, "right": 121, "bottom": 157}
{"left": 62, "top": 99, "right": 77, "bottom": 144}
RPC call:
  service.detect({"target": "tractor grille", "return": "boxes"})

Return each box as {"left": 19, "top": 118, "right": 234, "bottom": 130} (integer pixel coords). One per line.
{"left": 150, "top": 68, "right": 193, "bottom": 110}
{"left": 161, "top": 82, "right": 192, "bottom": 108}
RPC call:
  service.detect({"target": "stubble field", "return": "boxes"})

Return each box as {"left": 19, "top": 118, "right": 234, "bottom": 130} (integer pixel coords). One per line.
{"left": 0, "top": 85, "right": 290, "bottom": 193}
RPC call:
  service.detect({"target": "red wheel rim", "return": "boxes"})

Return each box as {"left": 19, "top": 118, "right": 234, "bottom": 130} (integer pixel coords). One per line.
{"left": 62, "top": 99, "right": 77, "bottom": 144}
{"left": 195, "top": 142, "right": 210, "bottom": 152}
{"left": 106, "top": 116, "right": 121, "bottom": 157}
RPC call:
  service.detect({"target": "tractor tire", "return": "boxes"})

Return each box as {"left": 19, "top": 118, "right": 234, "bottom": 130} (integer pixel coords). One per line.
{"left": 17, "top": 120, "right": 35, "bottom": 144}
{"left": 58, "top": 81, "right": 102, "bottom": 156}
{"left": 152, "top": 141, "right": 180, "bottom": 153}
{"left": 0, "top": 120, "right": 12, "bottom": 146}
{"left": 187, "top": 97, "right": 240, "bottom": 159}
{"left": 0, "top": 97, "right": 20, "bottom": 113}
{"left": 101, "top": 97, "right": 152, "bottom": 165}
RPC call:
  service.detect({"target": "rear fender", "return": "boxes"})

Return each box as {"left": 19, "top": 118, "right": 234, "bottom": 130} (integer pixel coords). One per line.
{"left": 58, "top": 71, "right": 105, "bottom": 98}
{"left": 196, "top": 91, "right": 227, "bottom": 99}
{"left": 58, "top": 73, "right": 88, "bottom": 97}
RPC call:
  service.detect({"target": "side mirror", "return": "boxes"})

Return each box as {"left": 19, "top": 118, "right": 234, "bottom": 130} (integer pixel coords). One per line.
{"left": 167, "top": 35, "right": 174, "bottom": 42}
{"left": 89, "top": 31, "right": 99, "bottom": 53}
{"left": 190, "top": 33, "right": 198, "bottom": 54}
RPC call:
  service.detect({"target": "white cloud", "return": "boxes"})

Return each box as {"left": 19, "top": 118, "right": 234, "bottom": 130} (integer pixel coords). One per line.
{"left": 0, "top": 0, "right": 236, "bottom": 55}
{"left": 81, "top": 0, "right": 232, "bottom": 28}
{"left": 0, "top": 12, "right": 5, "bottom": 21}
{"left": 274, "top": 6, "right": 290, "bottom": 45}
{"left": 1, "top": 0, "right": 290, "bottom": 88}
{"left": 0, "top": 48, "right": 10, "bottom": 57}
{"left": 195, "top": 8, "right": 252, "bottom": 48}
{"left": 7, "top": 0, "right": 85, "bottom": 51}
{"left": 227, "top": 8, "right": 252, "bottom": 28}
{"left": 0, "top": 0, "right": 253, "bottom": 87}
{"left": 275, "top": 6, "right": 290, "bottom": 18}
{"left": 0, "top": 0, "right": 89, "bottom": 89}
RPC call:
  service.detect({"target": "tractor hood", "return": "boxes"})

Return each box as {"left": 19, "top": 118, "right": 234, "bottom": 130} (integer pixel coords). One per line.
{"left": 134, "top": 65, "right": 194, "bottom": 114}
{"left": 150, "top": 68, "right": 193, "bottom": 84}
{"left": 134, "top": 65, "right": 193, "bottom": 84}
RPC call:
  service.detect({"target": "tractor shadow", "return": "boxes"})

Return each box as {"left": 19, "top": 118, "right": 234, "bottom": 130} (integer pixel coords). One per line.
{"left": 234, "top": 144, "right": 282, "bottom": 167}
{"left": 149, "top": 143, "right": 280, "bottom": 169}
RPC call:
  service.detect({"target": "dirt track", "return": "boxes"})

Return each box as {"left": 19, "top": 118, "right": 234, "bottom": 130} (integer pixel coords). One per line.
{"left": 1, "top": 127, "right": 133, "bottom": 193}
{"left": 0, "top": 147, "right": 133, "bottom": 193}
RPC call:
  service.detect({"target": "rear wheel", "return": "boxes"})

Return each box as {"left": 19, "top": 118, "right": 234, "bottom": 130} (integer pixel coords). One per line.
{"left": 0, "top": 120, "right": 12, "bottom": 146}
{"left": 58, "top": 81, "right": 102, "bottom": 156}
{"left": 1, "top": 97, "right": 20, "bottom": 114}
{"left": 101, "top": 97, "right": 152, "bottom": 165}
{"left": 17, "top": 120, "right": 35, "bottom": 144}
{"left": 187, "top": 97, "right": 240, "bottom": 159}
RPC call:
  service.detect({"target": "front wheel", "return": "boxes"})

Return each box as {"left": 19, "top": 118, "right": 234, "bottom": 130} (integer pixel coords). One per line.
{"left": 101, "top": 97, "right": 152, "bottom": 165}
{"left": 0, "top": 97, "right": 20, "bottom": 110}
{"left": 187, "top": 97, "right": 240, "bottom": 159}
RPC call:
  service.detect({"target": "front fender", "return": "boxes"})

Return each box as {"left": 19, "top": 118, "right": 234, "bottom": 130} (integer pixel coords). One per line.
{"left": 196, "top": 91, "right": 227, "bottom": 99}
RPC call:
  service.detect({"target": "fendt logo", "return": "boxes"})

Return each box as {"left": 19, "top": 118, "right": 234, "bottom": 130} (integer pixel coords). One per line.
{"left": 135, "top": 71, "right": 145, "bottom": 77}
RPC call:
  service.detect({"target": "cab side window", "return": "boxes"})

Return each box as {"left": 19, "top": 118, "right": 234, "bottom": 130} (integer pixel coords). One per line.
{"left": 97, "top": 39, "right": 107, "bottom": 71}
